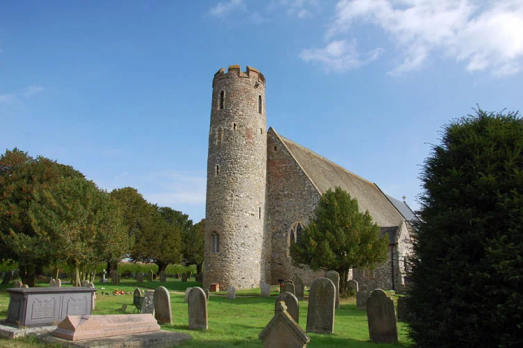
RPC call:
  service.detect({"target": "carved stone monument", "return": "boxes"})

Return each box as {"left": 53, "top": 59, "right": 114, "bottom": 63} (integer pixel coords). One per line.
{"left": 154, "top": 286, "right": 172, "bottom": 324}
{"left": 260, "top": 281, "right": 271, "bottom": 297}
{"left": 294, "top": 276, "right": 305, "bottom": 300}
{"left": 101, "top": 269, "right": 107, "bottom": 283}
{"left": 306, "top": 277, "right": 335, "bottom": 334}
{"left": 367, "top": 289, "right": 398, "bottom": 343}
{"left": 188, "top": 287, "right": 208, "bottom": 330}
{"left": 227, "top": 286, "right": 236, "bottom": 299}
{"left": 275, "top": 292, "right": 299, "bottom": 323}
{"left": 324, "top": 271, "right": 340, "bottom": 309}
{"left": 148, "top": 270, "right": 154, "bottom": 282}
{"left": 141, "top": 290, "right": 155, "bottom": 315}
{"left": 260, "top": 301, "right": 310, "bottom": 348}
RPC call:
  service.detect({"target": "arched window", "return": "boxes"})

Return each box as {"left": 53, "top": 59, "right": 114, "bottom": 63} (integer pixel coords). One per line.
{"left": 258, "top": 95, "right": 262, "bottom": 114}
{"left": 287, "top": 222, "right": 304, "bottom": 256}
{"left": 219, "top": 90, "right": 225, "bottom": 110}
{"left": 211, "top": 232, "right": 220, "bottom": 254}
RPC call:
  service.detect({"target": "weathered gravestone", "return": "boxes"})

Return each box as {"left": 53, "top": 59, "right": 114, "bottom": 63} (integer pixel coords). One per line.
{"left": 227, "top": 286, "right": 236, "bottom": 299}
{"left": 148, "top": 270, "right": 154, "bottom": 282}
{"left": 81, "top": 280, "right": 90, "bottom": 287}
{"left": 282, "top": 282, "right": 295, "bottom": 295}
{"left": 141, "top": 290, "right": 155, "bottom": 315}
{"left": 184, "top": 287, "right": 193, "bottom": 303}
{"left": 159, "top": 271, "right": 167, "bottom": 282}
{"left": 154, "top": 286, "right": 172, "bottom": 324}
{"left": 181, "top": 273, "right": 188, "bottom": 282}
{"left": 367, "top": 289, "right": 398, "bottom": 343}
{"left": 101, "top": 269, "right": 107, "bottom": 283}
{"left": 13, "top": 280, "right": 23, "bottom": 288}
{"left": 347, "top": 279, "right": 358, "bottom": 295}
{"left": 136, "top": 272, "right": 144, "bottom": 283}
{"left": 324, "top": 270, "right": 340, "bottom": 309}
{"left": 397, "top": 296, "right": 409, "bottom": 322}
{"left": 111, "top": 270, "right": 119, "bottom": 285}
{"left": 49, "top": 279, "right": 57, "bottom": 287}
{"left": 260, "top": 301, "right": 310, "bottom": 348}
{"left": 260, "top": 281, "right": 271, "bottom": 297}
{"left": 275, "top": 291, "right": 299, "bottom": 323}
{"left": 357, "top": 289, "right": 370, "bottom": 310}
{"left": 306, "top": 277, "right": 335, "bottom": 334}
{"left": 188, "top": 287, "right": 208, "bottom": 330}
{"left": 294, "top": 276, "right": 305, "bottom": 300}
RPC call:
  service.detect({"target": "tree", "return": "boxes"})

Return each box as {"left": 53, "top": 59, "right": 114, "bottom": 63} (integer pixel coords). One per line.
{"left": 290, "top": 187, "right": 388, "bottom": 291}
{"left": 183, "top": 219, "right": 205, "bottom": 274}
{"left": 407, "top": 109, "right": 523, "bottom": 348}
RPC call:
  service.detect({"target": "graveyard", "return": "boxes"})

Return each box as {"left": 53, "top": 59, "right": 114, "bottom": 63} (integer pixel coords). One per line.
{"left": 0, "top": 275, "right": 412, "bottom": 347}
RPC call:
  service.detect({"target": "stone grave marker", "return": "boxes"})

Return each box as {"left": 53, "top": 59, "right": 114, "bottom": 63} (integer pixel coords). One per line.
{"left": 50, "top": 279, "right": 57, "bottom": 287}
{"left": 275, "top": 291, "right": 299, "bottom": 323}
{"left": 306, "top": 277, "right": 335, "bottom": 334}
{"left": 397, "top": 296, "right": 408, "bottom": 322}
{"left": 184, "top": 287, "right": 193, "bottom": 303}
{"left": 182, "top": 273, "right": 188, "bottom": 282}
{"left": 13, "top": 280, "right": 23, "bottom": 288}
{"left": 148, "top": 270, "right": 154, "bottom": 282}
{"left": 159, "top": 271, "right": 167, "bottom": 282}
{"left": 87, "top": 282, "right": 96, "bottom": 310}
{"left": 111, "top": 270, "right": 119, "bottom": 285}
{"left": 347, "top": 279, "right": 358, "bottom": 295}
{"left": 282, "top": 282, "right": 295, "bottom": 295}
{"left": 227, "top": 286, "right": 236, "bottom": 299}
{"left": 294, "top": 276, "right": 305, "bottom": 300}
{"left": 260, "top": 281, "right": 271, "bottom": 297}
{"left": 81, "top": 280, "right": 90, "bottom": 287}
{"left": 357, "top": 289, "right": 370, "bottom": 310}
{"left": 136, "top": 272, "right": 144, "bottom": 283}
{"left": 101, "top": 269, "right": 107, "bottom": 283}
{"left": 141, "top": 290, "right": 155, "bottom": 315}
{"left": 154, "top": 286, "right": 172, "bottom": 324}
{"left": 260, "top": 301, "right": 310, "bottom": 348}
{"left": 188, "top": 287, "right": 208, "bottom": 330}
{"left": 324, "top": 270, "right": 340, "bottom": 309}
{"left": 367, "top": 289, "right": 398, "bottom": 343}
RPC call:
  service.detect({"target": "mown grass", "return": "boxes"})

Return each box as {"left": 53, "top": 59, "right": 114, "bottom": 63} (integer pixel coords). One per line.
{"left": 0, "top": 278, "right": 412, "bottom": 348}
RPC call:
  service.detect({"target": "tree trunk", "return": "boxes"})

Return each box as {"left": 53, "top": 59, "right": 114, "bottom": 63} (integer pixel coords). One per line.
{"left": 155, "top": 261, "right": 168, "bottom": 275}
{"left": 338, "top": 267, "right": 348, "bottom": 296}
{"left": 21, "top": 264, "right": 36, "bottom": 287}
{"left": 196, "top": 263, "right": 203, "bottom": 275}
{"left": 74, "top": 267, "right": 81, "bottom": 287}
{"left": 55, "top": 267, "right": 60, "bottom": 281}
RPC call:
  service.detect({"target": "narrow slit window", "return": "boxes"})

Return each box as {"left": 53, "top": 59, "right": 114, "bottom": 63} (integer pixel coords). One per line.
{"left": 219, "top": 90, "right": 225, "bottom": 110}
{"left": 216, "top": 165, "right": 220, "bottom": 175}
{"left": 233, "top": 123, "right": 237, "bottom": 130}
{"left": 274, "top": 146, "right": 277, "bottom": 151}
{"left": 258, "top": 95, "right": 262, "bottom": 114}
{"left": 260, "top": 128, "right": 263, "bottom": 134}
{"left": 211, "top": 232, "right": 220, "bottom": 253}
{"left": 258, "top": 207, "right": 261, "bottom": 219}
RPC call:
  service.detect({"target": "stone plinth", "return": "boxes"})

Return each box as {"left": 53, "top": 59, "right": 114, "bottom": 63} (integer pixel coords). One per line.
{"left": 53, "top": 314, "right": 160, "bottom": 341}
{"left": 6, "top": 287, "right": 96, "bottom": 327}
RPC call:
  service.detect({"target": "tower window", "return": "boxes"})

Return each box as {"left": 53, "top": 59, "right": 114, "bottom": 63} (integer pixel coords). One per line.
{"left": 219, "top": 90, "right": 225, "bottom": 110}
{"left": 274, "top": 146, "right": 277, "bottom": 151}
{"left": 233, "top": 123, "right": 237, "bottom": 130}
{"left": 258, "top": 207, "right": 262, "bottom": 219}
{"left": 216, "top": 165, "right": 220, "bottom": 175}
{"left": 260, "top": 128, "right": 263, "bottom": 134}
{"left": 211, "top": 232, "right": 220, "bottom": 254}
{"left": 258, "top": 95, "right": 262, "bottom": 114}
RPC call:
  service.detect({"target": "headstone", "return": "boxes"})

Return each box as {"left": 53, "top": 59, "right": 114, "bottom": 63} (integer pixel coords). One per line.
{"left": 81, "top": 280, "right": 90, "bottom": 287}
{"left": 367, "top": 289, "right": 398, "bottom": 343}
{"left": 111, "top": 270, "right": 119, "bottom": 285}
{"left": 306, "top": 277, "right": 335, "bottom": 334}
{"left": 154, "top": 286, "right": 172, "bottom": 324}
{"left": 181, "top": 273, "right": 188, "bottom": 282}
{"left": 50, "top": 279, "right": 57, "bottom": 287}
{"left": 134, "top": 288, "right": 142, "bottom": 299}
{"left": 13, "top": 280, "right": 23, "bottom": 288}
{"left": 275, "top": 292, "right": 299, "bottom": 323}
{"left": 294, "top": 276, "right": 305, "bottom": 300}
{"left": 260, "top": 301, "right": 310, "bottom": 348}
{"left": 260, "top": 281, "right": 271, "bottom": 297}
{"left": 56, "top": 279, "right": 62, "bottom": 287}
{"left": 227, "top": 286, "right": 236, "bottom": 299}
{"left": 148, "top": 270, "right": 154, "bottom": 282}
{"left": 357, "top": 290, "right": 370, "bottom": 310}
{"left": 397, "top": 296, "right": 408, "bottom": 322}
{"left": 324, "top": 271, "right": 340, "bottom": 309}
{"left": 188, "top": 287, "right": 208, "bottom": 330}
{"left": 184, "top": 287, "right": 193, "bottom": 303}
{"left": 136, "top": 272, "right": 144, "bottom": 283}
{"left": 101, "top": 269, "right": 107, "bottom": 283}
{"left": 347, "top": 279, "right": 358, "bottom": 294}
{"left": 159, "top": 271, "right": 167, "bottom": 282}
{"left": 23, "top": 284, "right": 29, "bottom": 288}
{"left": 281, "top": 282, "right": 295, "bottom": 295}
{"left": 141, "top": 290, "right": 155, "bottom": 315}
{"left": 53, "top": 314, "right": 161, "bottom": 341}
{"left": 204, "top": 289, "right": 210, "bottom": 300}
{"left": 87, "top": 282, "right": 96, "bottom": 310}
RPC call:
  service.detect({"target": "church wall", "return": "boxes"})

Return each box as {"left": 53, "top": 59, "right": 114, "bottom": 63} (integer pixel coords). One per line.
{"left": 266, "top": 129, "right": 324, "bottom": 285}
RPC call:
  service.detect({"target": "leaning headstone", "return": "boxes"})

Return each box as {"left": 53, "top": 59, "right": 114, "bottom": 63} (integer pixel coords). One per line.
{"left": 324, "top": 270, "right": 340, "bottom": 309}
{"left": 141, "top": 290, "right": 155, "bottom": 315}
{"left": 367, "top": 289, "right": 398, "bottom": 343}
{"left": 347, "top": 279, "right": 358, "bottom": 295}
{"left": 184, "top": 287, "right": 193, "bottom": 303}
{"left": 282, "top": 282, "right": 295, "bottom": 295}
{"left": 159, "top": 271, "right": 167, "bottom": 282}
{"left": 357, "top": 289, "right": 370, "bottom": 310}
{"left": 148, "top": 270, "right": 154, "bottom": 282}
{"left": 294, "top": 276, "right": 305, "bottom": 300}
{"left": 306, "top": 277, "right": 335, "bottom": 334}
{"left": 227, "top": 286, "right": 236, "bottom": 299}
{"left": 275, "top": 292, "right": 299, "bottom": 323}
{"left": 260, "top": 301, "right": 310, "bottom": 348}
{"left": 260, "top": 281, "right": 271, "bottom": 297}
{"left": 13, "top": 280, "right": 23, "bottom": 288}
{"left": 154, "top": 286, "right": 172, "bottom": 324}
{"left": 397, "top": 297, "right": 409, "bottom": 322}
{"left": 111, "top": 270, "right": 119, "bottom": 285}
{"left": 188, "top": 287, "right": 208, "bottom": 330}
{"left": 181, "top": 273, "right": 188, "bottom": 282}
{"left": 136, "top": 272, "right": 144, "bottom": 283}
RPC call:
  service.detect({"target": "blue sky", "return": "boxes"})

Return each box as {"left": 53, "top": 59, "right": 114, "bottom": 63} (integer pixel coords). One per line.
{"left": 1, "top": 1, "right": 522, "bottom": 223}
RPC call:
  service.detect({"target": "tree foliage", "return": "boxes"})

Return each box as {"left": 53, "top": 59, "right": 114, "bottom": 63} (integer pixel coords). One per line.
{"left": 290, "top": 187, "right": 388, "bottom": 290}
{"left": 183, "top": 218, "right": 205, "bottom": 274}
{"left": 407, "top": 109, "right": 523, "bottom": 348}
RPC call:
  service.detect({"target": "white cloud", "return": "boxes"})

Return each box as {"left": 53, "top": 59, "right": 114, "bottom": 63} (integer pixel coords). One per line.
{"left": 0, "top": 85, "right": 44, "bottom": 105}
{"left": 268, "top": 0, "right": 320, "bottom": 18}
{"left": 300, "top": 39, "right": 384, "bottom": 72}
{"left": 307, "top": 0, "right": 523, "bottom": 76}
{"left": 209, "top": 0, "right": 246, "bottom": 17}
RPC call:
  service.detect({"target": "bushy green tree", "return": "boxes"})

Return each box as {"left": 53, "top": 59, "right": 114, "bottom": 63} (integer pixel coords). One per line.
{"left": 183, "top": 218, "right": 205, "bottom": 274}
{"left": 407, "top": 109, "right": 523, "bottom": 348}
{"left": 290, "top": 187, "right": 388, "bottom": 291}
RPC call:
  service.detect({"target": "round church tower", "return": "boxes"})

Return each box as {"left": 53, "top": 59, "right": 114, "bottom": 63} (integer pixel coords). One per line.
{"left": 203, "top": 65, "right": 267, "bottom": 290}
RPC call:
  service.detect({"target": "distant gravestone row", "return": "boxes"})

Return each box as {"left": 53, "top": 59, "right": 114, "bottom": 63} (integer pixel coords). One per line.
{"left": 49, "top": 278, "right": 61, "bottom": 288}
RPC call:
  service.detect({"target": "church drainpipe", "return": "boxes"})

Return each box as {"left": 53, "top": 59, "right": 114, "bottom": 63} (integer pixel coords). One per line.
{"left": 390, "top": 246, "right": 395, "bottom": 291}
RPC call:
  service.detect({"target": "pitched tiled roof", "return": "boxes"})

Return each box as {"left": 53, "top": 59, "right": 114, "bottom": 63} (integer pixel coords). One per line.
{"left": 384, "top": 194, "right": 419, "bottom": 223}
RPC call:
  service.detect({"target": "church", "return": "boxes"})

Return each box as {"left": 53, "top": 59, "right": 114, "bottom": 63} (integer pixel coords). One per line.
{"left": 202, "top": 65, "right": 416, "bottom": 292}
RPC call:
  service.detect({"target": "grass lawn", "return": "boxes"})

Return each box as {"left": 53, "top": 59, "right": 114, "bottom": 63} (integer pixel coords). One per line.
{"left": 0, "top": 278, "right": 412, "bottom": 348}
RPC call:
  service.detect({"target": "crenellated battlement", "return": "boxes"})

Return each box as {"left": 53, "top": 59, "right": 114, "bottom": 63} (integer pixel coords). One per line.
{"left": 213, "top": 65, "right": 266, "bottom": 87}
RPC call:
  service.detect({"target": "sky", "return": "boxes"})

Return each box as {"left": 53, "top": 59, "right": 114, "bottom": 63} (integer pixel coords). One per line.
{"left": 1, "top": 1, "right": 522, "bottom": 223}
